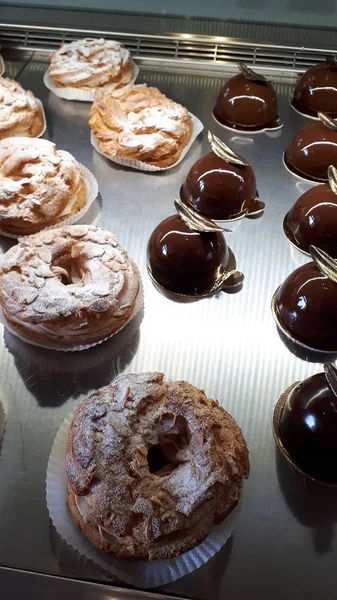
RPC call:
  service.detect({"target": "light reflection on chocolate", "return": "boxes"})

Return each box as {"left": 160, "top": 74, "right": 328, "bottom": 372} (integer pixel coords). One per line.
{"left": 292, "top": 59, "right": 337, "bottom": 118}
{"left": 278, "top": 369, "right": 337, "bottom": 484}
{"left": 275, "top": 261, "right": 337, "bottom": 351}
{"left": 180, "top": 151, "right": 259, "bottom": 220}
{"left": 284, "top": 121, "right": 337, "bottom": 182}
{"left": 147, "top": 214, "right": 229, "bottom": 295}
{"left": 213, "top": 65, "right": 280, "bottom": 131}
{"left": 285, "top": 183, "right": 337, "bottom": 257}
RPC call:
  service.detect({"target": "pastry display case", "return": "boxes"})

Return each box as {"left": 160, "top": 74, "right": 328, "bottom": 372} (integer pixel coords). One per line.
{"left": 1, "top": 3, "right": 337, "bottom": 599}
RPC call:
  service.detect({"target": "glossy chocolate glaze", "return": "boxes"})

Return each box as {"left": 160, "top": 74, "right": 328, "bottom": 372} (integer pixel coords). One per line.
{"left": 180, "top": 151, "right": 258, "bottom": 220}
{"left": 293, "top": 62, "right": 337, "bottom": 117}
{"left": 276, "top": 261, "right": 337, "bottom": 350}
{"left": 284, "top": 121, "right": 337, "bottom": 182}
{"left": 213, "top": 73, "right": 279, "bottom": 130}
{"left": 280, "top": 372, "right": 337, "bottom": 483}
{"left": 285, "top": 184, "right": 337, "bottom": 257}
{"left": 147, "top": 214, "right": 229, "bottom": 295}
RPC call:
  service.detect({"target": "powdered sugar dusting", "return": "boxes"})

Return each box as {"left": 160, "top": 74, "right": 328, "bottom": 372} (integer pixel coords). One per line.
{"left": 48, "top": 38, "right": 133, "bottom": 89}
{"left": 65, "top": 372, "right": 249, "bottom": 560}
{"left": 0, "top": 225, "right": 140, "bottom": 344}
{"left": 89, "top": 84, "right": 193, "bottom": 167}
{"left": 0, "top": 78, "right": 43, "bottom": 137}
{"left": 0, "top": 137, "right": 83, "bottom": 229}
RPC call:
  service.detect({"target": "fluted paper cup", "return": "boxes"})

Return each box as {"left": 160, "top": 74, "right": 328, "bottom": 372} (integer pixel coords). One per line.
{"left": 90, "top": 112, "right": 204, "bottom": 172}
{"left": 43, "top": 61, "right": 139, "bottom": 102}
{"left": 46, "top": 411, "right": 240, "bottom": 588}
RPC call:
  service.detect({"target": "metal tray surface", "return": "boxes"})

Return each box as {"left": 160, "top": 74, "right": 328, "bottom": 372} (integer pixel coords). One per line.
{"left": 1, "top": 55, "right": 337, "bottom": 600}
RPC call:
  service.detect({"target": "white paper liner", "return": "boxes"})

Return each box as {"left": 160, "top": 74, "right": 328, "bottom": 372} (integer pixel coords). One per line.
{"left": 35, "top": 99, "right": 47, "bottom": 138}
{"left": 43, "top": 61, "right": 139, "bottom": 102}
{"left": 212, "top": 111, "right": 283, "bottom": 135}
{"left": 0, "top": 262, "right": 143, "bottom": 352}
{"left": 282, "top": 153, "right": 323, "bottom": 185}
{"left": 0, "top": 400, "right": 6, "bottom": 444}
{"left": 90, "top": 112, "right": 204, "bottom": 172}
{"left": 0, "top": 162, "right": 99, "bottom": 239}
{"left": 46, "top": 412, "right": 239, "bottom": 588}
{"left": 0, "top": 54, "right": 5, "bottom": 77}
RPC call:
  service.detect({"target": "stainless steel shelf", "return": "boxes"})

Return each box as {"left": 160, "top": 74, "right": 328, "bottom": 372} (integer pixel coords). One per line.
{"left": 0, "top": 51, "right": 337, "bottom": 600}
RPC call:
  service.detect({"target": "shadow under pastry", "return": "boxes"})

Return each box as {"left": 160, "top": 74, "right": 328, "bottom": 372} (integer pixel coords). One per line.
{"left": 275, "top": 448, "right": 337, "bottom": 554}
{"left": 3, "top": 308, "right": 143, "bottom": 407}
{"left": 161, "top": 535, "right": 233, "bottom": 598}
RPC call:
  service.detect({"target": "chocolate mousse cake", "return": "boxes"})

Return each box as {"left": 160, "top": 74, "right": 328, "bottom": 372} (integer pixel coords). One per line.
{"left": 273, "top": 362, "right": 337, "bottom": 484}
{"left": 147, "top": 199, "right": 244, "bottom": 297}
{"left": 272, "top": 246, "right": 337, "bottom": 351}
{"left": 284, "top": 165, "right": 337, "bottom": 257}
{"left": 180, "top": 131, "right": 264, "bottom": 221}
{"left": 284, "top": 113, "right": 337, "bottom": 182}
{"left": 213, "top": 63, "right": 281, "bottom": 132}
{"left": 291, "top": 57, "right": 337, "bottom": 118}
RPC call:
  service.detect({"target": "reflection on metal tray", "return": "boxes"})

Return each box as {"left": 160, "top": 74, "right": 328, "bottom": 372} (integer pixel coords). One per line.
{"left": 1, "top": 50, "right": 337, "bottom": 600}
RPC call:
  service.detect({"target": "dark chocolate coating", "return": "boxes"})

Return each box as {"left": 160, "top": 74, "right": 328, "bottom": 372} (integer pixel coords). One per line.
{"left": 286, "top": 184, "right": 337, "bottom": 257}
{"left": 280, "top": 372, "right": 337, "bottom": 483}
{"left": 147, "top": 214, "right": 229, "bottom": 295}
{"left": 213, "top": 73, "right": 279, "bottom": 130}
{"left": 293, "top": 63, "right": 337, "bottom": 117}
{"left": 284, "top": 121, "right": 337, "bottom": 182}
{"left": 276, "top": 261, "right": 337, "bottom": 351}
{"left": 180, "top": 151, "right": 258, "bottom": 220}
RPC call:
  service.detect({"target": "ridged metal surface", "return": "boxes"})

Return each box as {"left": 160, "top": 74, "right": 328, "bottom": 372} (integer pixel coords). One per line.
{"left": 0, "top": 22, "right": 336, "bottom": 73}
{"left": 0, "top": 53, "right": 337, "bottom": 600}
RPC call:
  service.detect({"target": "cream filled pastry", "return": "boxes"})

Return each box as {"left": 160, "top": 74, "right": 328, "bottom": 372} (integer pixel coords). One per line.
{"left": 0, "top": 225, "right": 141, "bottom": 348}
{"left": 89, "top": 84, "right": 193, "bottom": 167}
{"left": 0, "top": 77, "right": 44, "bottom": 139}
{"left": 48, "top": 38, "right": 133, "bottom": 91}
{"left": 65, "top": 372, "right": 250, "bottom": 560}
{"left": 0, "top": 137, "right": 87, "bottom": 235}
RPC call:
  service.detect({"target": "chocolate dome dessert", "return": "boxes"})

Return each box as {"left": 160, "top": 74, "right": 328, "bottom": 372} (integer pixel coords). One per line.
{"left": 213, "top": 63, "right": 281, "bottom": 132}
{"left": 180, "top": 131, "right": 264, "bottom": 221}
{"left": 284, "top": 165, "right": 337, "bottom": 257}
{"left": 284, "top": 113, "right": 337, "bottom": 182}
{"left": 292, "top": 57, "right": 337, "bottom": 118}
{"left": 147, "top": 200, "right": 244, "bottom": 298}
{"left": 273, "top": 363, "right": 337, "bottom": 484}
{"left": 272, "top": 246, "right": 337, "bottom": 351}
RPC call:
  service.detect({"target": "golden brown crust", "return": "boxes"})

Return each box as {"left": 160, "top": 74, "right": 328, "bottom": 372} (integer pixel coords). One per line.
{"left": 65, "top": 372, "right": 249, "bottom": 560}
{"left": 89, "top": 84, "right": 193, "bottom": 167}
{"left": 0, "top": 138, "right": 87, "bottom": 235}
{"left": 0, "top": 78, "right": 45, "bottom": 139}
{"left": 0, "top": 225, "right": 141, "bottom": 347}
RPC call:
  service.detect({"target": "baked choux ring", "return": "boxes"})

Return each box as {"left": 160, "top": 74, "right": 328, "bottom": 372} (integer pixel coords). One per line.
{"left": 0, "top": 137, "right": 87, "bottom": 235}
{"left": 65, "top": 372, "right": 249, "bottom": 560}
{"left": 48, "top": 38, "right": 133, "bottom": 91}
{"left": 0, "top": 225, "right": 141, "bottom": 348}
{"left": 0, "top": 77, "right": 45, "bottom": 139}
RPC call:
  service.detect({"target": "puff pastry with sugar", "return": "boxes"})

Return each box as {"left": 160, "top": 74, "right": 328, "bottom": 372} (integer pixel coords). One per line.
{"left": 0, "top": 137, "right": 87, "bottom": 235}
{"left": 48, "top": 38, "right": 133, "bottom": 91}
{"left": 89, "top": 84, "right": 193, "bottom": 167}
{"left": 0, "top": 77, "right": 44, "bottom": 139}
{"left": 65, "top": 371, "right": 249, "bottom": 559}
{"left": 0, "top": 225, "right": 141, "bottom": 348}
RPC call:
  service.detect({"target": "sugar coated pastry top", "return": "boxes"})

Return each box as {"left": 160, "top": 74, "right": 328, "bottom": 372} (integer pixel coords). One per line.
{"left": 66, "top": 371, "right": 249, "bottom": 559}
{"left": 0, "top": 137, "right": 84, "bottom": 233}
{"left": 0, "top": 77, "right": 44, "bottom": 138}
{"left": 48, "top": 38, "right": 133, "bottom": 89}
{"left": 89, "top": 83, "right": 193, "bottom": 167}
{"left": 0, "top": 225, "right": 141, "bottom": 346}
